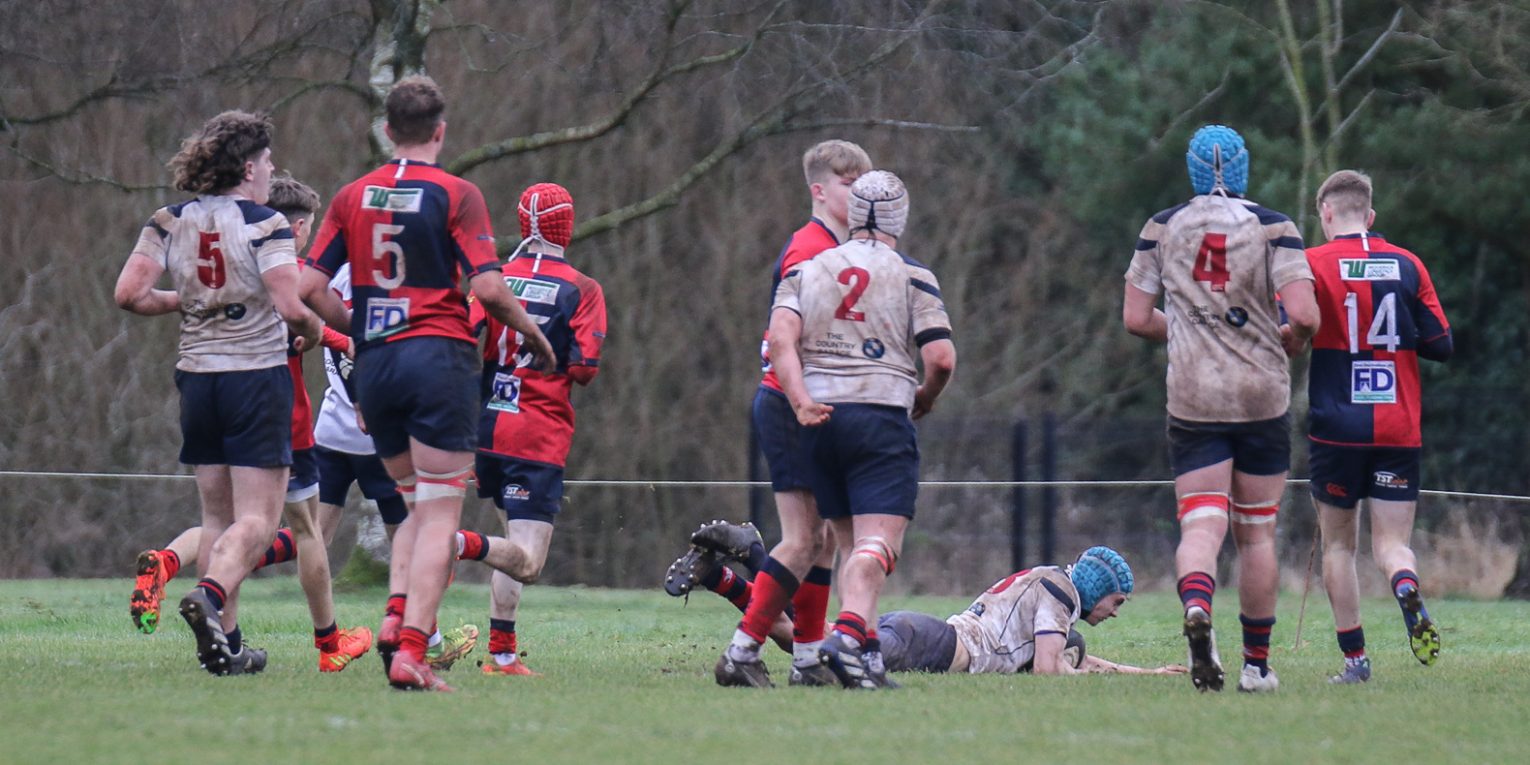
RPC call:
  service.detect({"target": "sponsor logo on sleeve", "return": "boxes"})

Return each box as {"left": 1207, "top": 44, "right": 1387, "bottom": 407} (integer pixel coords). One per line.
{"left": 361, "top": 186, "right": 424, "bottom": 213}
{"left": 1350, "top": 360, "right": 1396, "bottom": 404}
{"left": 1341, "top": 259, "right": 1400, "bottom": 281}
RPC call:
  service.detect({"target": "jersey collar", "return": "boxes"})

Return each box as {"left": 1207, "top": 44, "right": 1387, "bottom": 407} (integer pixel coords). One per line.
{"left": 808, "top": 216, "right": 839, "bottom": 245}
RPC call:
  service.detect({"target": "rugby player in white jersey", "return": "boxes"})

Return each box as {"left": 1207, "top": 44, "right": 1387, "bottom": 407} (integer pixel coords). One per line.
{"left": 115, "top": 111, "right": 322, "bottom": 675}
{"left": 718, "top": 170, "right": 955, "bottom": 689}
{"left": 1122, "top": 124, "right": 1319, "bottom": 693}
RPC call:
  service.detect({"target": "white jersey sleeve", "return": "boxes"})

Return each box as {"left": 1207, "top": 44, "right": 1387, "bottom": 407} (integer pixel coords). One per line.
{"left": 312, "top": 264, "right": 376, "bottom": 454}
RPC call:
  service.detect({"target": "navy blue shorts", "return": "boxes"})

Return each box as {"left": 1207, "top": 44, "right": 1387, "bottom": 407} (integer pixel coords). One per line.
{"left": 355, "top": 337, "right": 480, "bottom": 458}
{"left": 176, "top": 366, "right": 292, "bottom": 468}
{"left": 752, "top": 387, "right": 812, "bottom": 492}
{"left": 285, "top": 447, "right": 320, "bottom": 501}
{"left": 314, "top": 446, "right": 407, "bottom": 525}
{"left": 877, "top": 611, "right": 956, "bottom": 673}
{"left": 1167, "top": 413, "right": 1291, "bottom": 477}
{"left": 476, "top": 454, "right": 563, "bottom": 524}
{"left": 803, "top": 403, "right": 919, "bottom": 520}
{"left": 1309, "top": 443, "right": 1421, "bottom": 509}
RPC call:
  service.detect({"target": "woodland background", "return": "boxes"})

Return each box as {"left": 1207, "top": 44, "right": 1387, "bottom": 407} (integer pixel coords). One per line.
{"left": 2, "top": 0, "right": 1527, "bottom": 597}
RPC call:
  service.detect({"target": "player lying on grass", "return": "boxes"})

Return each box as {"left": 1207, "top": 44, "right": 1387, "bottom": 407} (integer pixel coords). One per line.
{"left": 669, "top": 525, "right": 1184, "bottom": 676}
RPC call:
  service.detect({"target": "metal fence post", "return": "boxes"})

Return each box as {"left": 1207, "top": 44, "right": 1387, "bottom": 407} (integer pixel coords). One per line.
{"left": 1011, "top": 419, "right": 1028, "bottom": 571}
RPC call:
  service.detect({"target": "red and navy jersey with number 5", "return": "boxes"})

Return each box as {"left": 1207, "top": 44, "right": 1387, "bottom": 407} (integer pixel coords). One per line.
{"left": 1307, "top": 233, "right": 1452, "bottom": 447}
{"left": 759, "top": 218, "right": 839, "bottom": 392}
{"left": 469, "top": 253, "right": 606, "bottom": 467}
{"left": 308, "top": 160, "right": 502, "bottom": 350}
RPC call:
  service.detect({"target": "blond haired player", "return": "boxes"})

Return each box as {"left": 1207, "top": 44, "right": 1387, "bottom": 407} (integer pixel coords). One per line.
{"left": 717, "top": 170, "right": 956, "bottom": 690}
{"left": 671, "top": 140, "right": 871, "bottom": 685}
{"left": 1122, "top": 124, "right": 1319, "bottom": 693}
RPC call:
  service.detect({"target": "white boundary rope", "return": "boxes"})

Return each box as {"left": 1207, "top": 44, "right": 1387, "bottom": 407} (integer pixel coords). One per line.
{"left": 1, "top": 470, "right": 1527, "bottom": 503}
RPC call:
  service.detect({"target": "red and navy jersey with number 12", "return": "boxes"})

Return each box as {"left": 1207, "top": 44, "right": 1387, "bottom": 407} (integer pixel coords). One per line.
{"left": 308, "top": 159, "right": 502, "bottom": 350}
{"left": 759, "top": 218, "right": 839, "bottom": 392}
{"left": 470, "top": 253, "right": 606, "bottom": 467}
{"left": 1307, "top": 233, "right": 1452, "bottom": 447}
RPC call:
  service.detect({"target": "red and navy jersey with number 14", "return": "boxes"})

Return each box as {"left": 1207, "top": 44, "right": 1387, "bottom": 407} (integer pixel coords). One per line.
{"left": 308, "top": 159, "right": 502, "bottom": 350}
{"left": 470, "top": 253, "right": 606, "bottom": 467}
{"left": 1307, "top": 233, "right": 1452, "bottom": 447}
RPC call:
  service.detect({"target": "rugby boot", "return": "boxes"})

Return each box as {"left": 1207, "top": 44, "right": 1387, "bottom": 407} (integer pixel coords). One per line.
{"left": 319, "top": 626, "right": 374, "bottom": 673}
{"left": 1328, "top": 658, "right": 1372, "bottom": 685}
{"left": 130, "top": 550, "right": 170, "bottom": 634}
{"left": 389, "top": 652, "right": 454, "bottom": 692}
{"left": 178, "top": 589, "right": 233, "bottom": 675}
{"left": 1235, "top": 664, "right": 1279, "bottom": 693}
{"left": 377, "top": 612, "right": 402, "bottom": 674}
{"left": 1183, "top": 607, "right": 1224, "bottom": 692}
{"left": 689, "top": 520, "right": 763, "bottom": 561}
{"left": 480, "top": 656, "right": 541, "bottom": 677}
{"left": 715, "top": 646, "right": 773, "bottom": 688}
{"left": 865, "top": 650, "right": 901, "bottom": 690}
{"left": 788, "top": 661, "right": 840, "bottom": 687}
{"left": 426, "top": 624, "right": 479, "bottom": 671}
{"left": 1399, "top": 587, "right": 1441, "bottom": 666}
{"left": 664, "top": 546, "right": 721, "bottom": 598}
{"left": 817, "top": 632, "right": 877, "bottom": 690}
{"left": 227, "top": 646, "right": 269, "bottom": 676}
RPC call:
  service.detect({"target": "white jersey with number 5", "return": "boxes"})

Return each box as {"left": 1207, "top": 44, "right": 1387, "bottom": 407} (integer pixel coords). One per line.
{"left": 131, "top": 195, "right": 297, "bottom": 373}
{"left": 771, "top": 238, "right": 951, "bottom": 410}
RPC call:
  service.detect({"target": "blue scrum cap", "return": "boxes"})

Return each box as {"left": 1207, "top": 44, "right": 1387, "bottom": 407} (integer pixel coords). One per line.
{"left": 1186, "top": 124, "right": 1248, "bottom": 196}
{"left": 1070, "top": 546, "right": 1134, "bottom": 613}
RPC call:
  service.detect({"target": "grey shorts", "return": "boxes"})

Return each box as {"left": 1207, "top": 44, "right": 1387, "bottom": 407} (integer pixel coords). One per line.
{"left": 877, "top": 611, "right": 957, "bottom": 673}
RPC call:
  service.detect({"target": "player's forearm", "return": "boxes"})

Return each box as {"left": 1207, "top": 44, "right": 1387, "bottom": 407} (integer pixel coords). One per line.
{"left": 770, "top": 343, "right": 814, "bottom": 411}
{"left": 918, "top": 339, "right": 956, "bottom": 399}
{"left": 300, "top": 273, "right": 351, "bottom": 330}
{"left": 120, "top": 288, "right": 180, "bottom": 316}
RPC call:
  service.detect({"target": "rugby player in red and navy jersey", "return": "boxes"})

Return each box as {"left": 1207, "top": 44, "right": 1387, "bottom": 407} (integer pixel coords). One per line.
{"left": 1305, "top": 170, "right": 1452, "bottom": 684}
{"left": 454, "top": 183, "right": 606, "bottom": 677}
{"left": 299, "top": 76, "right": 553, "bottom": 691}
{"left": 668, "top": 140, "right": 871, "bottom": 687}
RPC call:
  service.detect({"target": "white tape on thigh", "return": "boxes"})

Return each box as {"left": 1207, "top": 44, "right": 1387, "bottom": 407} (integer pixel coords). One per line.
{"left": 1231, "top": 500, "right": 1280, "bottom": 525}
{"left": 851, "top": 535, "right": 897, "bottom": 574}
{"left": 416, "top": 466, "right": 471, "bottom": 502}
{"left": 1177, "top": 491, "right": 1229, "bottom": 524}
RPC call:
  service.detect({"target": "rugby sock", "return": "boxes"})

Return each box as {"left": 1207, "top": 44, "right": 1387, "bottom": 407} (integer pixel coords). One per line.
{"left": 791, "top": 566, "right": 832, "bottom": 662}
{"left": 314, "top": 622, "right": 339, "bottom": 653}
{"left": 456, "top": 530, "right": 489, "bottom": 561}
{"left": 254, "top": 528, "right": 296, "bottom": 569}
{"left": 399, "top": 626, "right": 430, "bottom": 662}
{"left": 1240, "top": 614, "right": 1275, "bottom": 674}
{"left": 708, "top": 567, "right": 753, "bottom": 612}
{"left": 746, "top": 540, "right": 768, "bottom": 574}
{"left": 226, "top": 625, "right": 243, "bottom": 654}
{"left": 832, "top": 612, "right": 868, "bottom": 648}
{"left": 195, "top": 578, "right": 227, "bottom": 612}
{"left": 1337, "top": 626, "right": 1367, "bottom": 662}
{"left": 385, "top": 593, "right": 406, "bottom": 618}
{"left": 489, "top": 618, "right": 518, "bottom": 661}
{"left": 738, "top": 557, "right": 799, "bottom": 645}
{"left": 1177, "top": 572, "right": 1216, "bottom": 617}
{"left": 1391, "top": 569, "right": 1428, "bottom": 631}
{"left": 160, "top": 549, "right": 182, "bottom": 581}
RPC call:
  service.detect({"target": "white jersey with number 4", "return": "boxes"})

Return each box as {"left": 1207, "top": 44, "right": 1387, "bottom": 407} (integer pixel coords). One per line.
{"left": 131, "top": 195, "right": 297, "bottom": 373}
{"left": 771, "top": 238, "right": 951, "bottom": 410}
{"left": 946, "top": 567, "right": 1082, "bottom": 674}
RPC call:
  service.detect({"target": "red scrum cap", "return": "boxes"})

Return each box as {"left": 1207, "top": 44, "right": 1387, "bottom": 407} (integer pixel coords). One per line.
{"left": 519, "top": 183, "right": 574, "bottom": 248}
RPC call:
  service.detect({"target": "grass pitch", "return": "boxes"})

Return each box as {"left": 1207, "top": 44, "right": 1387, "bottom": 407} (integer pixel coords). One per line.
{"left": 3, "top": 579, "right": 1529, "bottom": 764}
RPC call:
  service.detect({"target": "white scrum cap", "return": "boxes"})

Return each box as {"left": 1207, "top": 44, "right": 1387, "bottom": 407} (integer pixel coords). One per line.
{"left": 848, "top": 169, "right": 908, "bottom": 238}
